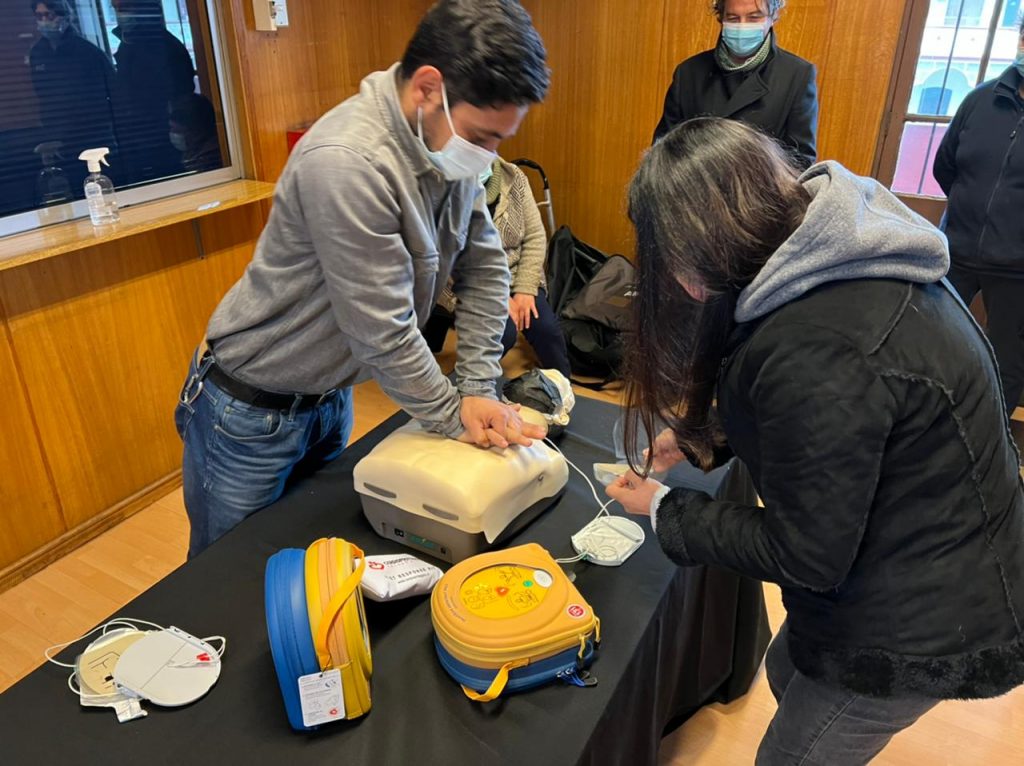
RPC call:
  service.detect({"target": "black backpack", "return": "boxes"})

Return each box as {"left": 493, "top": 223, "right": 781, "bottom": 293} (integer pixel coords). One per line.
{"left": 545, "top": 226, "right": 635, "bottom": 386}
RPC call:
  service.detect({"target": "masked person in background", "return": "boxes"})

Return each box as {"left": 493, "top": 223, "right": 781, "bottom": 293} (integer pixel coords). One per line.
{"left": 110, "top": 0, "right": 195, "bottom": 182}
{"left": 28, "top": 1, "right": 117, "bottom": 172}
{"left": 175, "top": 0, "right": 550, "bottom": 558}
{"left": 654, "top": 0, "right": 818, "bottom": 169}
{"left": 609, "top": 118, "right": 1024, "bottom": 765}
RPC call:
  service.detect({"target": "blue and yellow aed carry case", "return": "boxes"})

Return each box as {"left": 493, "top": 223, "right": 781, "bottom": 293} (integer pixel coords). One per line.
{"left": 431, "top": 543, "right": 600, "bottom": 702}
{"left": 265, "top": 538, "right": 372, "bottom": 730}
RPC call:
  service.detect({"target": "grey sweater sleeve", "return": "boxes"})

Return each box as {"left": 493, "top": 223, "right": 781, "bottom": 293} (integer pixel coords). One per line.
{"left": 510, "top": 169, "right": 546, "bottom": 297}
{"left": 298, "top": 146, "right": 465, "bottom": 436}
{"left": 450, "top": 189, "right": 510, "bottom": 399}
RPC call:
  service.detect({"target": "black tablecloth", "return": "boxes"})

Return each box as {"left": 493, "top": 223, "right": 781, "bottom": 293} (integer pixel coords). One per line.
{"left": 1, "top": 397, "right": 770, "bottom": 766}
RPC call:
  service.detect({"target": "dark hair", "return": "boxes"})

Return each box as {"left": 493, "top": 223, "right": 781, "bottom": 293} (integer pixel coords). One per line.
{"left": 711, "top": 0, "right": 786, "bottom": 20}
{"left": 32, "top": 0, "right": 73, "bottom": 18}
{"left": 624, "top": 118, "right": 810, "bottom": 472}
{"left": 401, "top": 0, "right": 549, "bottom": 107}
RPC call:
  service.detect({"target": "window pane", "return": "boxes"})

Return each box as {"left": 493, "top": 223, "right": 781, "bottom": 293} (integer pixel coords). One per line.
{"left": 985, "top": 1, "right": 1023, "bottom": 80}
{"left": 1004, "top": 0, "right": 1022, "bottom": 27}
{"left": 891, "top": 121, "right": 950, "bottom": 198}
{"left": 910, "top": 0, "right": 1002, "bottom": 118}
{"left": 946, "top": 0, "right": 986, "bottom": 26}
{"left": 1, "top": 1, "right": 233, "bottom": 223}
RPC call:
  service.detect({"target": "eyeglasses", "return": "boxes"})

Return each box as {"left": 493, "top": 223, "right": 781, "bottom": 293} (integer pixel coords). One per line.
{"left": 34, "top": 11, "right": 59, "bottom": 22}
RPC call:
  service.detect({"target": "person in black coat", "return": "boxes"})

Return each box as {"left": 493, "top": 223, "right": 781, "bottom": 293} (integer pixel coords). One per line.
{"left": 654, "top": 0, "right": 818, "bottom": 169}
{"left": 28, "top": 1, "right": 117, "bottom": 163}
{"left": 933, "top": 18, "right": 1024, "bottom": 417}
{"left": 609, "top": 118, "right": 1024, "bottom": 765}
{"left": 110, "top": 0, "right": 196, "bottom": 182}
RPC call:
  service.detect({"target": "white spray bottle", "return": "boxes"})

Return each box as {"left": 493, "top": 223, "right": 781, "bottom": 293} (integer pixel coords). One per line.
{"left": 78, "top": 148, "right": 120, "bottom": 226}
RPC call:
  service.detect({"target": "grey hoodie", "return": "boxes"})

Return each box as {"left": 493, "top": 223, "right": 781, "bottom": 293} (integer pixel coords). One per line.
{"left": 735, "top": 161, "right": 950, "bottom": 323}
{"left": 206, "top": 64, "right": 509, "bottom": 437}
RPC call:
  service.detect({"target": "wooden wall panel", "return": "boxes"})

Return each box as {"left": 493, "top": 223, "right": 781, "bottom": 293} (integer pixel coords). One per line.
{"left": 0, "top": 206, "right": 261, "bottom": 531}
{"left": 313, "top": 0, "right": 433, "bottom": 113}
{"left": 0, "top": 317, "right": 65, "bottom": 566}
{"left": 226, "top": 0, "right": 431, "bottom": 183}
{"left": 503, "top": 0, "right": 670, "bottom": 256}
{"left": 507, "top": 0, "right": 908, "bottom": 256}
{"left": 814, "top": 0, "right": 907, "bottom": 176}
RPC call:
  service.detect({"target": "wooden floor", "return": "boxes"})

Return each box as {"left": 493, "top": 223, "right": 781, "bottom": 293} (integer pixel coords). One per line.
{"left": 2, "top": 340, "right": 1023, "bottom": 764}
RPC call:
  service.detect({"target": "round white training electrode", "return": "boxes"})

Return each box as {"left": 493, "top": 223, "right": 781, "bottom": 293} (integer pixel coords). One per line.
{"left": 571, "top": 515, "right": 646, "bottom": 566}
{"left": 113, "top": 626, "right": 222, "bottom": 707}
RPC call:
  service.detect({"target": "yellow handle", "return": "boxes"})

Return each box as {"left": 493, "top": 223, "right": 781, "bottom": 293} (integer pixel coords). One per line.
{"left": 315, "top": 544, "right": 366, "bottom": 670}
{"left": 461, "top": 658, "right": 529, "bottom": 703}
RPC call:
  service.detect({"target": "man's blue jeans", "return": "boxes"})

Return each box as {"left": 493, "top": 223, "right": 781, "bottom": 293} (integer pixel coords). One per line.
{"left": 175, "top": 351, "right": 353, "bottom": 558}
{"left": 756, "top": 624, "right": 939, "bottom": 765}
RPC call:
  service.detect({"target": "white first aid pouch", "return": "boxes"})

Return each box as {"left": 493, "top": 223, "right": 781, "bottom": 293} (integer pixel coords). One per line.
{"left": 358, "top": 554, "right": 443, "bottom": 603}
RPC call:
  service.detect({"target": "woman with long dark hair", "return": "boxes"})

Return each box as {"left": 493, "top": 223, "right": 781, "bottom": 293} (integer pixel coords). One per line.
{"left": 607, "top": 118, "right": 1024, "bottom": 765}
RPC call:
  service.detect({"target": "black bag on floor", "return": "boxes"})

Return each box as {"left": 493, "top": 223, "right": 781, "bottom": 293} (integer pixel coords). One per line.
{"left": 562, "top": 254, "right": 635, "bottom": 332}
{"left": 545, "top": 226, "right": 634, "bottom": 386}
{"left": 546, "top": 226, "right": 609, "bottom": 317}
{"left": 560, "top": 319, "right": 626, "bottom": 383}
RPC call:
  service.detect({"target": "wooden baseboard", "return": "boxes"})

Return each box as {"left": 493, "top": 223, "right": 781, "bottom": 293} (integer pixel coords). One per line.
{"left": 0, "top": 472, "right": 182, "bottom": 593}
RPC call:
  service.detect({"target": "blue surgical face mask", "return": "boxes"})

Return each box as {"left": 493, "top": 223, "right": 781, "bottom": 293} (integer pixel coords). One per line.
{"left": 722, "top": 22, "right": 769, "bottom": 58}
{"left": 479, "top": 161, "right": 495, "bottom": 186}
{"left": 1016, "top": 45, "right": 1024, "bottom": 78}
{"left": 37, "top": 19, "right": 67, "bottom": 41}
{"left": 417, "top": 83, "right": 497, "bottom": 182}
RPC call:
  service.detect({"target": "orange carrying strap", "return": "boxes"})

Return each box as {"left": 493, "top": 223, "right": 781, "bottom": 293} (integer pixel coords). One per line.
{"left": 314, "top": 543, "right": 366, "bottom": 670}
{"left": 461, "top": 658, "right": 530, "bottom": 702}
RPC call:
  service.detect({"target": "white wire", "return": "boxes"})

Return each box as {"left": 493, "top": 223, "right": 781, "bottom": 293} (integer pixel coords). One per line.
{"left": 544, "top": 438, "right": 616, "bottom": 520}
{"left": 42, "top": 617, "right": 187, "bottom": 667}
{"left": 43, "top": 619, "right": 160, "bottom": 668}
{"left": 203, "top": 635, "right": 227, "bottom": 657}
{"left": 555, "top": 553, "right": 587, "bottom": 564}
{"left": 545, "top": 437, "right": 644, "bottom": 564}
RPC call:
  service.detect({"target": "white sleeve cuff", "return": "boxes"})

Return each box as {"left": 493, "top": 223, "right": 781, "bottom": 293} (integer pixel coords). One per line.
{"left": 649, "top": 484, "right": 672, "bottom": 534}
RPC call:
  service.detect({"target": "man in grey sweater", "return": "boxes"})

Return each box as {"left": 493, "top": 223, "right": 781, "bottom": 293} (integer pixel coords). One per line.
{"left": 174, "top": 0, "right": 550, "bottom": 557}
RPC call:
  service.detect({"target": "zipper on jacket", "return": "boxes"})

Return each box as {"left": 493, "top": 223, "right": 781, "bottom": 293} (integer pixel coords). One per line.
{"left": 976, "top": 106, "right": 1024, "bottom": 257}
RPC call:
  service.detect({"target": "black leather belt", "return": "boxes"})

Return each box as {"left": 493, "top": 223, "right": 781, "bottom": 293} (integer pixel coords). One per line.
{"left": 205, "top": 359, "right": 334, "bottom": 411}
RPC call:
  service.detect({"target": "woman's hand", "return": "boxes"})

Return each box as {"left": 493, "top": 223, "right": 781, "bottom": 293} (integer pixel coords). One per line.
{"left": 605, "top": 470, "right": 665, "bottom": 517}
{"left": 645, "top": 428, "right": 687, "bottom": 473}
{"left": 509, "top": 293, "right": 539, "bottom": 331}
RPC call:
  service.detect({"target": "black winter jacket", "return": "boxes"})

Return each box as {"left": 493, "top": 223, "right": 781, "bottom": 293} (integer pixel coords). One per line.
{"left": 653, "top": 34, "right": 818, "bottom": 169}
{"left": 934, "top": 67, "right": 1024, "bottom": 275}
{"left": 657, "top": 278, "right": 1024, "bottom": 700}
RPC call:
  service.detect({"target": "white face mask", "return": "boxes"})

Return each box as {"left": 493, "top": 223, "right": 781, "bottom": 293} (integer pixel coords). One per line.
{"left": 169, "top": 132, "right": 187, "bottom": 152}
{"left": 418, "top": 83, "right": 497, "bottom": 182}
